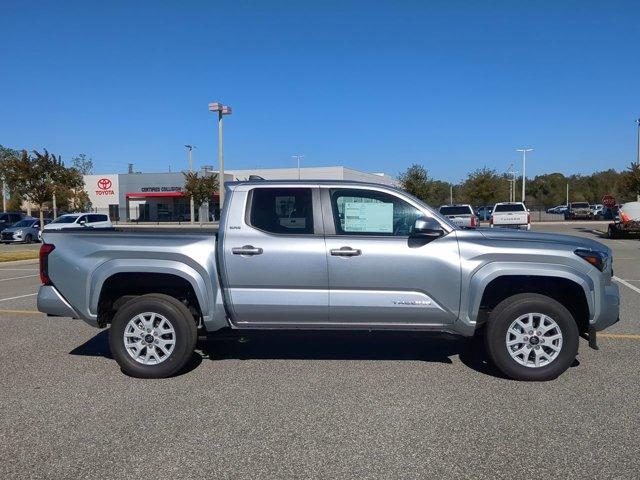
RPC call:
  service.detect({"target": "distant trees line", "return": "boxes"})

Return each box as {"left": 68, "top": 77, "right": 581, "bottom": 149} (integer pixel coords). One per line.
{"left": 0, "top": 145, "right": 93, "bottom": 223}
{"left": 399, "top": 163, "right": 640, "bottom": 208}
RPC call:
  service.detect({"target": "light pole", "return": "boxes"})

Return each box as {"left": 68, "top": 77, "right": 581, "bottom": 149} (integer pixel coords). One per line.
{"left": 185, "top": 144, "right": 196, "bottom": 224}
{"left": 208, "top": 103, "right": 232, "bottom": 212}
{"left": 292, "top": 154, "right": 304, "bottom": 179}
{"left": 636, "top": 118, "right": 640, "bottom": 201}
{"left": 2, "top": 179, "right": 6, "bottom": 213}
{"left": 516, "top": 148, "right": 533, "bottom": 203}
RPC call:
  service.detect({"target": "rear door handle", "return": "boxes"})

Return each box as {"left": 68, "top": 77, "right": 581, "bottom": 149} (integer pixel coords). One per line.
{"left": 232, "top": 245, "right": 263, "bottom": 256}
{"left": 330, "top": 246, "right": 362, "bottom": 257}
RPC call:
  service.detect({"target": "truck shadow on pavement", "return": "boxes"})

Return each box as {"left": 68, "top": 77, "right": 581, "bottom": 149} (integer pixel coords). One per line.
{"left": 71, "top": 329, "right": 513, "bottom": 379}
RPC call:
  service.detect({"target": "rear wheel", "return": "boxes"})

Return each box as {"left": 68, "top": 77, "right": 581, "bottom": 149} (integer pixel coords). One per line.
{"left": 485, "top": 293, "right": 579, "bottom": 381}
{"left": 109, "top": 294, "right": 197, "bottom": 378}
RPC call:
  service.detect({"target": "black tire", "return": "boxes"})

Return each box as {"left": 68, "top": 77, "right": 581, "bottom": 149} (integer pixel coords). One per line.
{"left": 485, "top": 293, "right": 579, "bottom": 381}
{"left": 109, "top": 294, "right": 197, "bottom": 378}
{"left": 24, "top": 234, "right": 33, "bottom": 244}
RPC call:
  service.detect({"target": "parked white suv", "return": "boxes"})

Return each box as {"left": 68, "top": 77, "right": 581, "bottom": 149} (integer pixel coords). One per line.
{"left": 43, "top": 213, "right": 112, "bottom": 233}
{"left": 490, "top": 202, "right": 530, "bottom": 230}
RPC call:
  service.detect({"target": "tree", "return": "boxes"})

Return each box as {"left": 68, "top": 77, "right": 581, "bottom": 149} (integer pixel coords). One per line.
{"left": 398, "top": 164, "right": 451, "bottom": 206}
{"left": 183, "top": 172, "right": 218, "bottom": 223}
{"left": 459, "top": 167, "right": 509, "bottom": 205}
{"left": 71, "top": 153, "right": 94, "bottom": 175}
{"left": 1, "top": 149, "right": 83, "bottom": 224}
{"left": 619, "top": 162, "right": 640, "bottom": 202}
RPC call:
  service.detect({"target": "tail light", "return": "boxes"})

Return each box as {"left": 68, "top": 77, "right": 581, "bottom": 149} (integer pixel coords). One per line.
{"left": 39, "top": 244, "right": 55, "bottom": 285}
{"left": 527, "top": 213, "right": 531, "bottom": 224}
{"left": 471, "top": 216, "right": 477, "bottom": 228}
{"left": 489, "top": 215, "right": 493, "bottom": 225}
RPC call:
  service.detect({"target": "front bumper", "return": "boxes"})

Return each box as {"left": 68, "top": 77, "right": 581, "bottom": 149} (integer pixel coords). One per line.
{"left": 592, "top": 282, "right": 620, "bottom": 331}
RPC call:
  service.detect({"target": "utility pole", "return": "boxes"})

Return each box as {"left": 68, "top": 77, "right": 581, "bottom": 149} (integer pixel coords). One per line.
{"left": 2, "top": 180, "right": 6, "bottom": 213}
{"left": 292, "top": 154, "right": 304, "bottom": 179}
{"left": 185, "top": 145, "right": 196, "bottom": 224}
{"left": 566, "top": 183, "right": 569, "bottom": 206}
{"left": 516, "top": 148, "right": 533, "bottom": 203}
{"left": 449, "top": 184, "right": 453, "bottom": 204}
{"left": 208, "top": 103, "right": 232, "bottom": 212}
{"left": 506, "top": 164, "right": 518, "bottom": 202}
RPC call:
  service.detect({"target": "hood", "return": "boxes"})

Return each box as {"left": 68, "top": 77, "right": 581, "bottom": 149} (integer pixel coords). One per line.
{"left": 478, "top": 228, "right": 609, "bottom": 253}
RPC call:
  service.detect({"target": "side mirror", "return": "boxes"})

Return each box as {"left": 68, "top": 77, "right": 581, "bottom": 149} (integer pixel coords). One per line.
{"left": 412, "top": 217, "right": 444, "bottom": 238}
{"left": 80, "top": 220, "right": 86, "bottom": 226}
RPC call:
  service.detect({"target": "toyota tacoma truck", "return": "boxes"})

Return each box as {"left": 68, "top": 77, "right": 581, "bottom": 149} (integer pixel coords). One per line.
{"left": 37, "top": 180, "right": 620, "bottom": 381}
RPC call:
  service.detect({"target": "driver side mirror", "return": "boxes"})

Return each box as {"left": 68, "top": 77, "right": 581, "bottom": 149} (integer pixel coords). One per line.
{"left": 412, "top": 217, "right": 444, "bottom": 238}
{"left": 79, "top": 220, "right": 86, "bottom": 226}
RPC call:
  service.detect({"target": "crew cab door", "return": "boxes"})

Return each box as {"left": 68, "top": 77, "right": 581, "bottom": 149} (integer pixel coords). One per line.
{"left": 220, "top": 186, "right": 328, "bottom": 325}
{"left": 322, "top": 187, "right": 461, "bottom": 326}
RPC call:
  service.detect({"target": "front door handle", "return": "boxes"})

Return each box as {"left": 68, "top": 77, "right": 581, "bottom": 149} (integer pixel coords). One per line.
{"left": 232, "top": 245, "right": 263, "bottom": 256}
{"left": 330, "top": 246, "right": 362, "bottom": 257}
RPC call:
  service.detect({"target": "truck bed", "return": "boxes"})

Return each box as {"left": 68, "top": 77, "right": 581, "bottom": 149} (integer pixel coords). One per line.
{"left": 41, "top": 229, "right": 223, "bottom": 330}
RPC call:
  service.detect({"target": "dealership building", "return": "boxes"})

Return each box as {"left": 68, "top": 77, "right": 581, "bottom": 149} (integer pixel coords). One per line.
{"left": 84, "top": 166, "right": 396, "bottom": 222}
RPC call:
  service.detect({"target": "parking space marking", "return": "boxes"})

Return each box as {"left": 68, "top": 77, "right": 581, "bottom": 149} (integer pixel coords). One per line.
{"left": 613, "top": 276, "right": 640, "bottom": 295}
{"left": 599, "top": 333, "right": 640, "bottom": 340}
{"left": 0, "top": 309, "right": 43, "bottom": 315}
{"left": 0, "top": 274, "right": 39, "bottom": 282}
{"left": 0, "top": 293, "right": 37, "bottom": 302}
{"left": 0, "top": 268, "right": 39, "bottom": 271}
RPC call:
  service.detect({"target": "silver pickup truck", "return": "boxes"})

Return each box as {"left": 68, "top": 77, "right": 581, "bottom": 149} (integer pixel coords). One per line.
{"left": 37, "top": 180, "right": 620, "bottom": 381}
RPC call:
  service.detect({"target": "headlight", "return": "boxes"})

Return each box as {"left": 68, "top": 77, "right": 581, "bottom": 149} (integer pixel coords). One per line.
{"left": 15, "top": 230, "right": 23, "bottom": 237}
{"left": 574, "top": 249, "right": 609, "bottom": 272}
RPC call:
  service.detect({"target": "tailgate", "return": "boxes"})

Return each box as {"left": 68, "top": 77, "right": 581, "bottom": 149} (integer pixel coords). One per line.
{"left": 445, "top": 214, "right": 472, "bottom": 227}
{"left": 493, "top": 212, "right": 527, "bottom": 225}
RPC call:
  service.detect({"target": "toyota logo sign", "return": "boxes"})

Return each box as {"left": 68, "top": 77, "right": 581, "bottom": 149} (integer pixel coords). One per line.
{"left": 97, "top": 178, "right": 112, "bottom": 190}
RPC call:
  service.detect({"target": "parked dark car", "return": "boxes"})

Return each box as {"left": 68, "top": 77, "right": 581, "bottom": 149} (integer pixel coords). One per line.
{"left": 0, "top": 212, "right": 30, "bottom": 232}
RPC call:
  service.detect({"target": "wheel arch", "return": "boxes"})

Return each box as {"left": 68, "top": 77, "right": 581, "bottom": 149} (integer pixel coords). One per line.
{"left": 90, "top": 259, "right": 213, "bottom": 327}
{"left": 464, "top": 263, "right": 594, "bottom": 333}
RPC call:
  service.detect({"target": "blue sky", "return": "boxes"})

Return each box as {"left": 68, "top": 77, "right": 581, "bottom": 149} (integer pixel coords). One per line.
{"left": 1, "top": 0, "right": 639, "bottom": 182}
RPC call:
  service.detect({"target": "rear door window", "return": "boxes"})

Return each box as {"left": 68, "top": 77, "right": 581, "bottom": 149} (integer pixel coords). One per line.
{"left": 249, "top": 188, "right": 314, "bottom": 235}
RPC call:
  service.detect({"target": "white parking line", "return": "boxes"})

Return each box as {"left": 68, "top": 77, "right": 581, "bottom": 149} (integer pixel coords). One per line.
{"left": 0, "top": 268, "right": 39, "bottom": 271}
{"left": 0, "top": 274, "right": 39, "bottom": 282}
{"left": 613, "top": 276, "right": 640, "bottom": 295}
{"left": 0, "top": 293, "right": 37, "bottom": 302}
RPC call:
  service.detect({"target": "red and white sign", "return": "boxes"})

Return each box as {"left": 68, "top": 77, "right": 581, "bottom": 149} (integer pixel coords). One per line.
{"left": 96, "top": 177, "right": 115, "bottom": 196}
{"left": 602, "top": 195, "right": 616, "bottom": 208}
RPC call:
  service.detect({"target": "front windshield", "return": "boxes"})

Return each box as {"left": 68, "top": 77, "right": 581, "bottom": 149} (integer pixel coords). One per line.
{"left": 51, "top": 215, "right": 79, "bottom": 224}
{"left": 0, "top": 214, "right": 9, "bottom": 222}
{"left": 13, "top": 220, "right": 35, "bottom": 227}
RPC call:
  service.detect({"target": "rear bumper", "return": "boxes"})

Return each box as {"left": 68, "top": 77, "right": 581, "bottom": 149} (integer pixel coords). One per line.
{"left": 592, "top": 282, "right": 620, "bottom": 331}
{"left": 37, "top": 286, "right": 98, "bottom": 327}
{"left": 490, "top": 224, "right": 530, "bottom": 230}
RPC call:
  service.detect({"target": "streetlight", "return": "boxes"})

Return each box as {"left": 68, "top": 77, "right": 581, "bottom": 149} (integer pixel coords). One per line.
{"left": 208, "top": 102, "right": 232, "bottom": 211}
{"left": 292, "top": 154, "right": 304, "bottom": 179}
{"left": 516, "top": 148, "right": 533, "bottom": 203}
{"left": 185, "top": 144, "right": 196, "bottom": 224}
{"left": 636, "top": 118, "right": 640, "bottom": 201}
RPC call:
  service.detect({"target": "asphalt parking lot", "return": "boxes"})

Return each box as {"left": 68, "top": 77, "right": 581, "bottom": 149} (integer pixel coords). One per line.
{"left": 1, "top": 222, "right": 639, "bottom": 479}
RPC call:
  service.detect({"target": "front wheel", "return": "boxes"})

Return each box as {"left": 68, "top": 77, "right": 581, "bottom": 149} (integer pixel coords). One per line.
{"left": 485, "top": 293, "right": 579, "bottom": 381}
{"left": 109, "top": 294, "right": 197, "bottom": 378}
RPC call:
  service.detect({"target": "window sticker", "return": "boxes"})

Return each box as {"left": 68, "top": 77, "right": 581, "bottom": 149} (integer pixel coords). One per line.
{"left": 344, "top": 202, "right": 393, "bottom": 232}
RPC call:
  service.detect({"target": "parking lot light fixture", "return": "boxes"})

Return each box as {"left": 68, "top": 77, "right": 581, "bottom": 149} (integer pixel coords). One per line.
{"left": 516, "top": 148, "right": 533, "bottom": 203}
{"left": 208, "top": 102, "right": 232, "bottom": 210}
{"left": 185, "top": 145, "right": 196, "bottom": 224}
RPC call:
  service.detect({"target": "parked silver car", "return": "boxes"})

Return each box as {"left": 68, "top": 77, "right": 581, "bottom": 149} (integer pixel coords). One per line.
{"left": 1, "top": 218, "right": 48, "bottom": 244}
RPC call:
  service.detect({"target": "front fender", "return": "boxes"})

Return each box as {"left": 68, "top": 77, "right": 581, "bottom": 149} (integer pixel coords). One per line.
{"left": 461, "top": 262, "right": 594, "bottom": 327}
